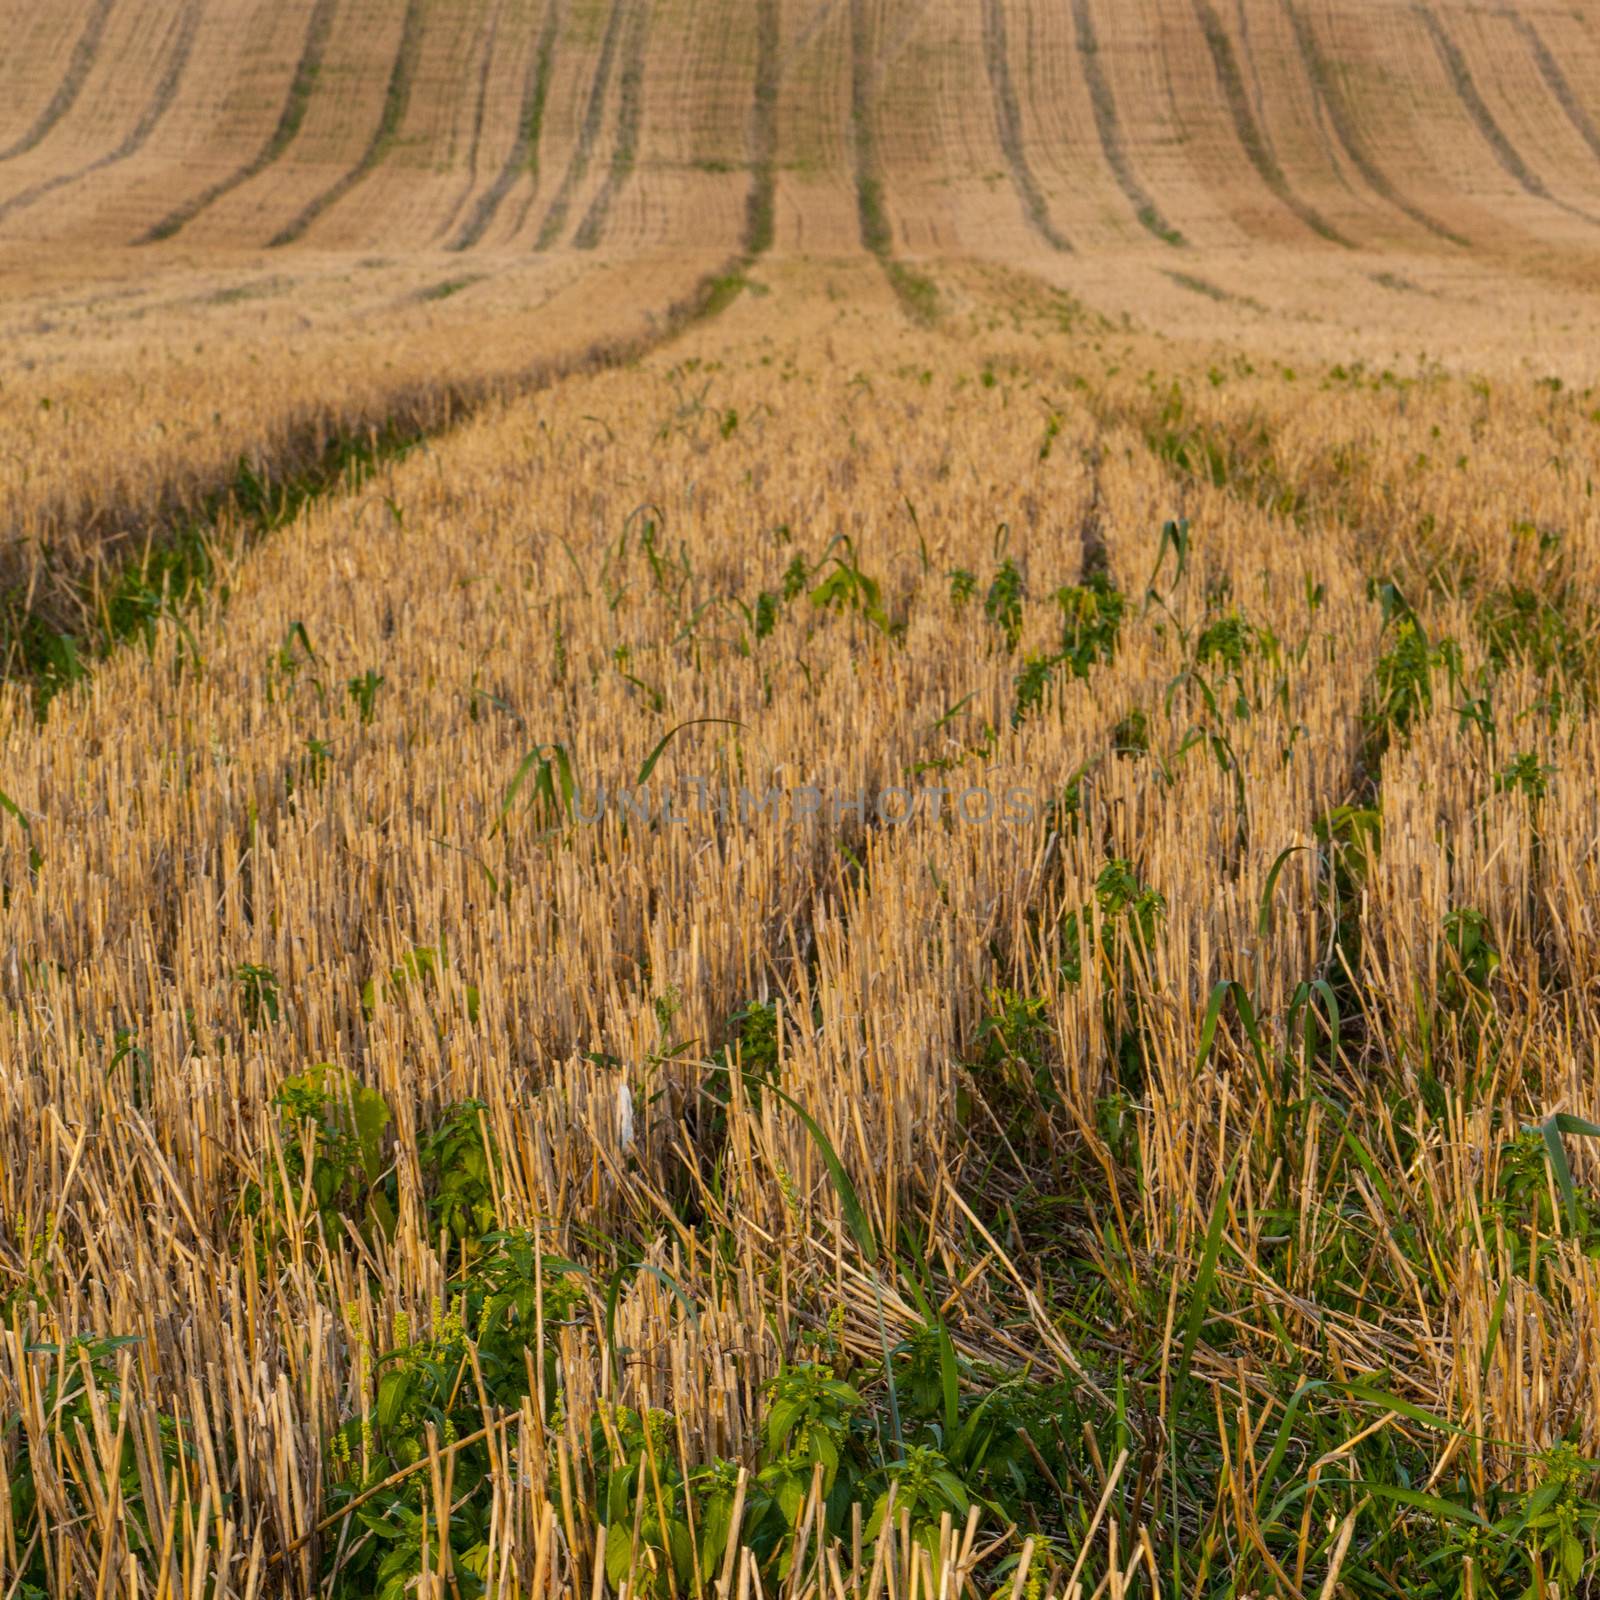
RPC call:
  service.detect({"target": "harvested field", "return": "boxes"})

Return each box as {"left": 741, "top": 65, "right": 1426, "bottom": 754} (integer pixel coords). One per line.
{"left": 3, "top": 4, "right": 1600, "bottom": 1598}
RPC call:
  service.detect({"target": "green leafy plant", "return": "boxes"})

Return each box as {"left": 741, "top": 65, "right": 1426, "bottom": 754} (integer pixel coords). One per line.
{"left": 1367, "top": 593, "right": 1462, "bottom": 750}
{"left": 1060, "top": 859, "right": 1166, "bottom": 989}
{"left": 594, "top": 1405, "right": 698, "bottom": 1597}
{"left": 756, "top": 1362, "right": 865, "bottom": 1548}
{"left": 246, "top": 1064, "right": 395, "bottom": 1247}
{"left": 984, "top": 559, "right": 1024, "bottom": 651}
{"left": 1495, "top": 752, "right": 1554, "bottom": 801}
{"left": 419, "top": 1099, "right": 499, "bottom": 1248}
{"left": 361, "top": 941, "right": 480, "bottom": 1024}
{"left": 867, "top": 1445, "right": 970, "bottom": 1568}
{"left": 325, "top": 1242, "right": 584, "bottom": 1599}
{"left": 235, "top": 962, "right": 281, "bottom": 1029}
{"left": 346, "top": 669, "right": 384, "bottom": 724}
{"left": 1439, "top": 908, "right": 1500, "bottom": 1021}
{"left": 1012, "top": 572, "right": 1126, "bottom": 723}
{"left": 809, "top": 545, "right": 894, "bottom": 637}
{"left": 973, "top": 988, "right": 1056, "bottom": 1105}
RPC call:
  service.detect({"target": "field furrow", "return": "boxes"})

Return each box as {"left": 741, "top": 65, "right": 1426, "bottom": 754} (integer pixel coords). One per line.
{"left": 1413, "top": 5, "right": 1595, "bottom": 225}
{"left": 1510, "top": 10, "right": 1600, "bottom": 169}
{"left": 1188, "top": 0, "right": 1353, "bottom": 245}
{"left": 6, "top": 8, "right": 1600, "bottom": 1595}
{"left": 534, "top": 0, "right": 629, "bottom": 249}
{"left": 140, "top": 0, "right": 340, "bottom": 244}
{"left": 450, "top": 0, "right": 562, "bottom": 250}
{"left": 0, "top": 0, "right": 117, "bottom": 165}
{"left": 1069, "top": 0, "right": 1188, "bottom": 244}
{"left": 0, "top": 0, "right": 203, "bottom": 231}
{"left": 572, "top": 0, "right": 651, "bottom": 248}
{"left": 268, "top": 0, "right": 426, "bottom": 246}
{"left": 1278, "top": 0, "right": 1468, "bottom": 247}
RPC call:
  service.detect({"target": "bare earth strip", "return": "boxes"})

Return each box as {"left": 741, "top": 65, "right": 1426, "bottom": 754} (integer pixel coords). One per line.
{"left": 1189, "top": 0, "right": 1352, "bottom": 246}
{"left": 0, "top": 0, "right": 116, "bottom": 164}
{"left": 268, "top": 0, "right": 426, "bottom": 247}
{"left": 572, "top": 0, "right": 652, "bottom": 247}
{"left": 453, "top": 0, "right": 563, "bottom": 249}
{"left": 980, "top": 0, "right": 1071, "bottom": 251}
{"left": 1070, "top": 0, "right": 1185, "bottom": 246}
{"left": 141, "top": 0, "right": 341, "bottom": 244}
{"left": 1279, "top": 0, "right": 1467, "bottom": 247}
{"left": 0, "top": 1, "right": 202, "bottom": 228}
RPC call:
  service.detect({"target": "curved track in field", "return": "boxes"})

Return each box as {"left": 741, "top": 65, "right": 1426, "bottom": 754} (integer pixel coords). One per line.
{"left": 141, "top": 0, "right": 341, "bottom": 243}
{"left": 1279, "top": 0, "right": 1467, "bottom": 247}
{"left": 0, "top": 2, "right": 1596, "bottom": 267}
{"left": 268, "top": 0, "right": 427, "bottom": 247}
{"left": 981, "top": 0, "right": 1071, "bottom": 251}
{"left": 1413, "top": 2, "right": 1600, "bottom": 230}
{"left": 452, "top": 0, "right": 563, "bottom": 250}
{"left": 0, "top": 0, "right": 202, "bottom": 226}
{"left": 0, "top": 0, "right": 117, "bottom": 165}
{"left": 534, "top": 0, "right": 628, "bottom": 251}
{"left": 1070, "top": 0, "right": 1186, "bottom": 246}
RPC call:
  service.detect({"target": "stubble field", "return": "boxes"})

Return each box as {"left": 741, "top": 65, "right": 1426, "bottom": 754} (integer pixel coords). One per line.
{"left": 2, "top": 3, "right": 1600, "bottom": 1597}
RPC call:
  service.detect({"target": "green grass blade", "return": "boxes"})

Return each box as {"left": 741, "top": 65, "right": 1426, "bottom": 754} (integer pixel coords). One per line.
{"left": 1172, "top": 1152, "right": 1237, "bottom": 1415}
{"left": 1257, "top": 845, "right": 1306, "bottom": 939}
{"left": 636, "top": 718, "right": 743, "bottom": 786}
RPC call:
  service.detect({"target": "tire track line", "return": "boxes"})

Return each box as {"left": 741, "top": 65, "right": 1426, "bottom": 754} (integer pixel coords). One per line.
{"left": 0, "top": 0, "right": 202, "bottom": 228}
{"left": 1500, "top": 8, "right": 1600, "bottom": 168}
{"left": 0, "top": 0, "right": 117, "bottom": 165}
{"left": 142, "top": 0, "right": 340, "bottom": 243}
{"left": 1414, "top": 4, "right": 1600, "bottom": 229}
{"left": 269, "top": 0, "right": 426, "bottom": 248}
{"left": 1190, "top": 0, "right": 1353, "bottom": 246}
{"left": 849, "top": 0, "right": 938, "bottom": 320}
{"left": 9, "top": 260, "right": 761, "bottom": 705}
{"left": 1279, "top": 0, "right": 1466, "bottom": 248}
{"left": 454, "top": 0, "right": 563, "bottom": 249}
{"left": 572, "top": 0, "right": 651, "bottom": 248}
{"left": 982, "top": 0, "right": 1071, "bottom": 251}
{"left": 436, "top": 0, "right": 506, "bottom": 243}
{"left": 785, "top": 0, "right": 843, "bottom": 68}
{"left": 534, "top": 0, "right": 627, "bottom": 250}
{"left": 745, "top": 0, "right": 780, "bottom": 254}
{"left": 850, "top": 0, "right": 889, "bottom": 254}
{"left": 1070, "top": 0, "right": 1185, "bottom": 246}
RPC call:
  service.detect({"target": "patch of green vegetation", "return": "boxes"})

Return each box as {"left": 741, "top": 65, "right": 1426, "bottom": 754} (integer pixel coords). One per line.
{"left": 244, "top": 1064, "right": 396, "bottom": 1252}
{"left": 809, "top": 542, "right": 896, "bottom": 637}
{"left": 416, "top": 274, "right": 484, "bottom": 302}
{"left": 3, "top": 1335, "right": 190, "bottom": 1594}
{"left": 1366, "top": 584, "right": 1462, "bottom": 753}
{"left": 419, "top": 1099, "right": 500, "bottom": 1248}
{"left": 700, "top": 269, "right": 749, "bottom": 318}
{"left": 1477, "top": 583, "right": 1593, "bottom": 694}
{"left": 1012, "top": 570, "right": 1126, "bottom": 724}
{"left": 983, "top": 558, "right": 1024, "bottom": 651}
{"left": 1163, "top": 269, "right": 1265, "bottom": 312}
{"left": 884, "top": 261, "right": 939, "bottom": 326}
{"left": 324, "top": 1236, "right": 584, "bottom": 1599}
{"left": 7, "top": 418, "right": 426, "bottom": 720}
